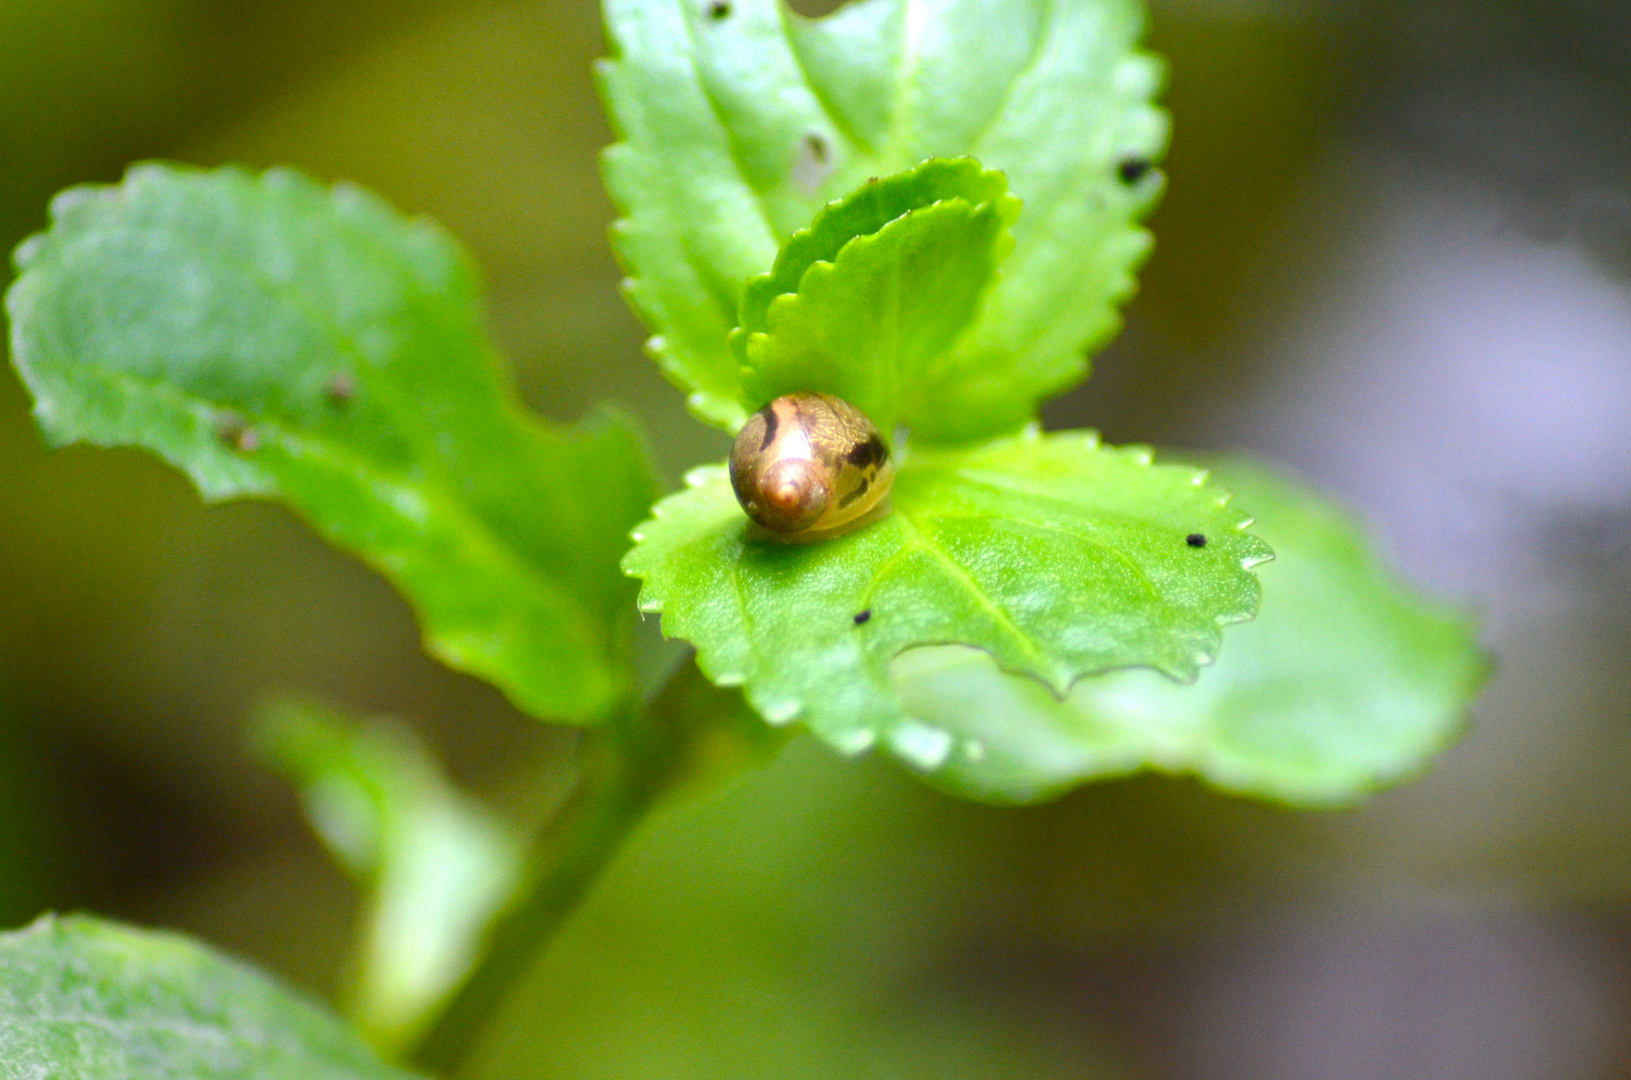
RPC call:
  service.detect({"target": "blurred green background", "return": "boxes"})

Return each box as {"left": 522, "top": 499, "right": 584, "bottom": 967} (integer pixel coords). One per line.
{"left": 3, "top": 1, "right": 1630, "bottom": 1076}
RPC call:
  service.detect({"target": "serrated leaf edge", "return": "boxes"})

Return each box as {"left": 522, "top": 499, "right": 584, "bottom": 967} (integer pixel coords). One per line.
{"left": 623, "top": 436, "right": 1274, "bottom": 768}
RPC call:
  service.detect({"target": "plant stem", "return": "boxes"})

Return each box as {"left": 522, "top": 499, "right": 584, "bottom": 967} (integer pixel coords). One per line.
{"left": 407, "top": 689, "right": 678, "bottom": 1076}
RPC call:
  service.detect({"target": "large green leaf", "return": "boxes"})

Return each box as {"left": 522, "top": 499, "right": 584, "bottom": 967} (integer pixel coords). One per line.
{"left": 0, "top": 915, "right": 422, "bottom": 1079}
{"left": 892, "top": 458, "right": 1490, "bottom": 805}
{"left": 733, "top": 159, "right": 1020, "bottom": 435}
{"left": 254, "top": 699, "right": 521, "bottom": 1055}
{"left": 623, "top": 429, "right": 1269, "bottom": 771}
{"left": 600, "top": 0, "right": 1166, "bottom": 440}
{"left": 6, "top": 164, "right": 659, "bottom": 723}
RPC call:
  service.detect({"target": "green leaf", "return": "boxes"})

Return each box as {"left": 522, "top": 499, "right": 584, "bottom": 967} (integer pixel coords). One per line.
{"left": 6, "top": 164, "right": 660, "bottom": 724}
{"left": 600, "top": 0, "right": 1166, "bottom": 440}
{"left": 253, "top": 699, "right": 521, "bottom": 1055}
{"left": 0, "top": 914, "right": 423, "bottom": 1079}
{"left": 623, "top": 429, "right": 1269, "bottom": 769}
{"left": 891, "top": 458, "right": 1491, "bottom": 805}
{"left": 733, "top": 158, "right": 1015, "bottom": 342}
{"left": 733, "top": 160, "right": 1020, "bottom": 435}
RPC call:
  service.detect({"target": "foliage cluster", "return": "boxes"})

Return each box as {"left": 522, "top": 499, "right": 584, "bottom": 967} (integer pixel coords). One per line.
{"left": 0, "top": 0, "right": 1484, "bottom": 1075}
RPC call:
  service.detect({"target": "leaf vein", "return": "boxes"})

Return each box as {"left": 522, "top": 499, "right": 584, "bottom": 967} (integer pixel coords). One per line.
{"left": 892, "top": 509, "right": 1047, "bottom": 667}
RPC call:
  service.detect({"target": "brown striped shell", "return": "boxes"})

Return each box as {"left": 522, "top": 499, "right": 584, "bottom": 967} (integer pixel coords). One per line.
{"left": 729, "top": 393, "right": 894, "bottom": 537}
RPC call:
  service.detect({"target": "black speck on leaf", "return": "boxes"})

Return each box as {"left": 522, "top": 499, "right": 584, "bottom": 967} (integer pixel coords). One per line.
{"left": 325, "top": 373, "right": 356, "bottom": 406}
{"left": 214, "top": 412, "right": 259, "bottom": 453}
{"left": 853, "top": 610, "right": 872, "bottom": 625}
{"left": 1117, "top": 156, "right": 1152, "bottom": 185}
{"left": 708, "top": 0, "right": 730, "bottom": 18}
{"left": 1186, "top": 533, "right": 1208, "bottom": 548}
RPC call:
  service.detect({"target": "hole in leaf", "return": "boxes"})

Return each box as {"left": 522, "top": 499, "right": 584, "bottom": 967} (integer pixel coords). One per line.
{"left": 325, "top": 373, "right": 356, "bottom": 407}
{"left": 792, "top": 132, "right": 836, "bottom": 196}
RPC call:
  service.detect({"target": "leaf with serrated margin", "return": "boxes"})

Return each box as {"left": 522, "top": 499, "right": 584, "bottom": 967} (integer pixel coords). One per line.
{"left": 6, "top": 165, "right": 659, "bottom": 724}
{"left": 733, "top": 160, "right": 1019, "bottom": 435}
{"left": 0, "top": 914, "right": 424, "bottom": 1079}
{"left": 600, "top": 0, "right": 1166, "bottom": 440}
{"left": 622, "top": 430, "right": 1269, "bottom": 771}
{"left": 733, "top": 158, "right": 1014, "bottom": 342}
{"left": 891, "top": 458, "right": 1490, "bottom": 805}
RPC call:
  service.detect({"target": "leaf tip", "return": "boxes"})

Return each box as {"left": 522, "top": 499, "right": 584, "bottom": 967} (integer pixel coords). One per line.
{"left": 759, "top": 699, "right": 802, "bottom": 726}
{"left": 830, "top": 727, "right": 877, "bottom": 756}
{"left": 11, "top": 231, "right": 46, "bottom": 275}
{"left": 886, "top": 721, "right": 955, "bottom": 771}
{"left": 45, "top": 181, "right": 117, "bottom": 228}
{"left": 682, "top": 464, "right": 722, "bottom": 488}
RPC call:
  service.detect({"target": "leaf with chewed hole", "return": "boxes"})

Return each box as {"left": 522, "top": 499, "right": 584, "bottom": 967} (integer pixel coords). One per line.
{"left": 7, "top": 164, "right": 659, "bottom": 724}
{"left": 601, "top": 0, "right": 1166, "bottom": 439}
{"left": 0, "top": 914, "right": 424, "bottom": 1079}
{"left": 733, "top": 161, "right": 1020, "bottom": 435}
{"left": 890, "top": 458, "right": 1490, "bottom": 805}
{"left": 623, "top": 430, "right": 1269, "bottom": 776}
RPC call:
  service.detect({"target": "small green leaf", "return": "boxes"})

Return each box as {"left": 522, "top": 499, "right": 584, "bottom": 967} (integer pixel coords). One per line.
{"left": 601, "top": 0, "right": 1166, "bottom": 439}
{"left": 0, "top": 914, "right": 423, "bottom": 1079}
{"left": 891, "top": 458, "right": 1491, "bottom": 805}
{"left": 253, "top": 699, "right": 521, "bottom": 1055}
{"left": 734, "top": 161, "right": 1020, "bottom": 435}
{"left": 733, "top": 158, "right": 1015, "bottom": 342}
{"left": 623, "top": 430, "right": 1269, "bottom": 769}
{"left": 6, "top": 164, "right": 660, "bottom": 724}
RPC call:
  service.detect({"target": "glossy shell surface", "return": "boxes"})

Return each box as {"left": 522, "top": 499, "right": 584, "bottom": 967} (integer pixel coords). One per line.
{"left": 729, "top": 393, "right": 894, "bottom": 536}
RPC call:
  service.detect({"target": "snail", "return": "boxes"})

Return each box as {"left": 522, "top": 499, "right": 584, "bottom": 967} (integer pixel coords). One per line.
{"left": 729, "top": 392, "right": 894, "bottom": 538}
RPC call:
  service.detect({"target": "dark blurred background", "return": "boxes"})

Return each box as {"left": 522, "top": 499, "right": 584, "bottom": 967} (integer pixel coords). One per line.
{"left": 2, "top": 1, "right": 1629, "bottom": 1077}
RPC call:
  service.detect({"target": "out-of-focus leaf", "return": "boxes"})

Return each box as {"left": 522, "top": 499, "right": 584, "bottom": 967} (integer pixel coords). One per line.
{"left": 0, "top": 914, "right": 423, "bottom": 1079}
{"left": 254, "top": 699, "right": 520, "bottom": 1054}
{"left": 600, "top": 0, "right": 1166, "bottom": 440}
{"left": 6, "top": 164, "right": 659, "bottom": 723}
{"left": 470, "top": 735, "right": 1141, "bottom": 1080}
{"left": 892, "top": 457, "right": 1490, "bottom": 804}
{"left": 733, "top": 160, "right": 1020, "bottom": 435}
{"left": 624, "top": 430, "right": 1268, "bottom": 790}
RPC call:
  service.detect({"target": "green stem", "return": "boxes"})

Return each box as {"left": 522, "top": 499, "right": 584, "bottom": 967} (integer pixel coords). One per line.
{"left": 408, "top": 685, "right": 680, "bottom": 1076}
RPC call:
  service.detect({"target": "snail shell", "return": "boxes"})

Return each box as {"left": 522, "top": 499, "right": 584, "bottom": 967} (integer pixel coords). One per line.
{"left": 729, "top": 392, "right": 894, "bottom": 537}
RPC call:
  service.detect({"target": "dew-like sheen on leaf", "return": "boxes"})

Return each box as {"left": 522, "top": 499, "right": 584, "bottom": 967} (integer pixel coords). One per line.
{"left": 600, "top": 0, "right": 1166, "bottom": 440}
{"left": 890, "top": 458, "right": 1490, "bottom": 805}
{"left": 623, "top": 430, "right": 1270, "bottom": 769}
{"left": 6, "top": 165, "right": 659, "bottom": 724}
{"left": 0, "top": 915, "right": 423, "bottom": 1080}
